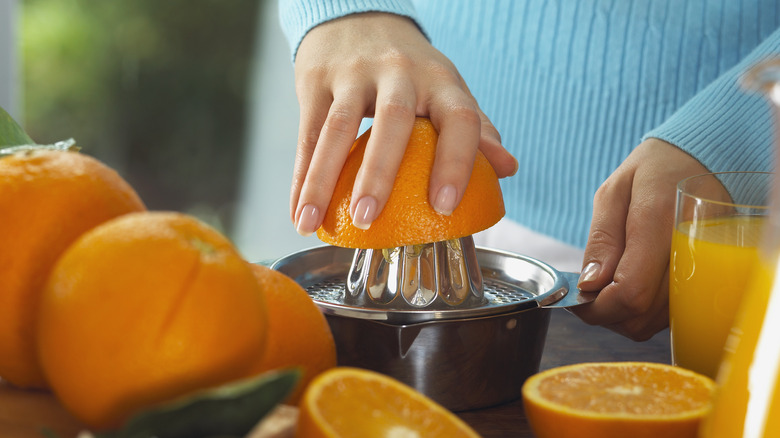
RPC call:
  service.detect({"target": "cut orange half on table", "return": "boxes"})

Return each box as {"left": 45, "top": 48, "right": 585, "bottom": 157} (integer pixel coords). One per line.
{"left": 296, "top": 367, "right": 480, "bottom": 438}
{"left": 316, "top": 117, "right": 505, "bottom": 249}
{"left": 522, "top": 362, "right": 715, "bottom": 438}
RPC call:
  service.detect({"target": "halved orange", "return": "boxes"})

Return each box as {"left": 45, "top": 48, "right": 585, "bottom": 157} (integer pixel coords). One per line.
{"left": 296, "top": 367, "right": 480, "bottom": 438}
{"left": 521, "top": 362, "right": 715, "bottom": 438}
{"left": 316, "top": 117, "right": 504, "bottom": 249}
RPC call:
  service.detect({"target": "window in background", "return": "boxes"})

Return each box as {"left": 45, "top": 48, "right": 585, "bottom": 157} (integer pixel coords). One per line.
{"left": 20, "top": 0, "right": 259, "bottom": 234}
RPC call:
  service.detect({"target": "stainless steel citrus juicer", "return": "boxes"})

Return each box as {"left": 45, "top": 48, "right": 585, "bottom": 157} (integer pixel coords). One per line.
{"left": 272, "top": 235, "right": 596, "bottom": 411}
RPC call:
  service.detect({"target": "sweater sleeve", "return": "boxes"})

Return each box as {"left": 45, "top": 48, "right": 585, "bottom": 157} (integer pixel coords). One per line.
{"left": 643, "top": 28, "right": 780, "bottom": 174}
{"left": 278, "top": 0, "right": 420, "bottom": 62}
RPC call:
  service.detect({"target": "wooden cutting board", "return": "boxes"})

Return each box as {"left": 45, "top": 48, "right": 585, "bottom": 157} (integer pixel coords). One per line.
{"left": 0, "top": 380, "right": 298, "bottom": 438}
{"left": 0, "top": 380, "right": 84, "bottom": 438}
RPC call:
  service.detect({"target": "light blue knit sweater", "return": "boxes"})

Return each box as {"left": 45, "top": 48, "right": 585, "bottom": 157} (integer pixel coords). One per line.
{"left": 279, "top": 0, "right": 780, "bottom": 249}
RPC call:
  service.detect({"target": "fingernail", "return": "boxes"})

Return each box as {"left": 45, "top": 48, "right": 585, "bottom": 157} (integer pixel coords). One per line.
{"left": 578, "top": 261, "right": 601, "bottom": 287}
{"left": 296, "top": 204, "right": 320, "bottom": 236}
{"left": 352, "top": 196, "right": 378, "bottom": 230}
{"left": 433, "top": 184, "right": 457, "bottom": 216}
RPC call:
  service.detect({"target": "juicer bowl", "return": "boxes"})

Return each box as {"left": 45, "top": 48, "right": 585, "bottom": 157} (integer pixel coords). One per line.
{"left": 271, "top": 245, "right": 594, "bottom": 411}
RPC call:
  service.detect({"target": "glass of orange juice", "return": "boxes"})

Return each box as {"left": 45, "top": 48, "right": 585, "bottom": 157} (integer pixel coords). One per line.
{"left": 699, "top": 58, "right": 780, "bottom": 438}
{"left": 669, "top": 171, "right": 770, "bottom": 379}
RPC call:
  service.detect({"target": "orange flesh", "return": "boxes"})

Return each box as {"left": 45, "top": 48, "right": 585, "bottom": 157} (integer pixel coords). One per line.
{"left": 535, "top": 364, "right": 712, "bottom": 416}
{"left": 301, "top": 368, "right": 479, "bottom": 438}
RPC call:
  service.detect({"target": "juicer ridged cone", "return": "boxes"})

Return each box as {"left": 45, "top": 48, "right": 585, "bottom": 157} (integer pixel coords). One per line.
{"left": 345, "top": 235, "right": 486, "bottom": 310}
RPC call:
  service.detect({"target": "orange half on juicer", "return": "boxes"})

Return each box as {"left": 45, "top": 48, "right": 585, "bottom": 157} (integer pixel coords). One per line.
{"left": 316, "top": 117, "right": 505, "bottom": 310}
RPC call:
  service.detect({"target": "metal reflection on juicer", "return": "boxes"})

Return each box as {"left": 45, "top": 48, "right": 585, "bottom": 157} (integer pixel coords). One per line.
{"left": 345, "top": 237, "right": 485, "bottom": 311}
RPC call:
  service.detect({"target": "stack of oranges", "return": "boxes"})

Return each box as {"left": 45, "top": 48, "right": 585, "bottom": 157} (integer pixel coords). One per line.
{"left": 0, "top": 146, "right": 336, "bottom": 432}
{"left": 0, "top": 117, "right": 499, "bottom": 437}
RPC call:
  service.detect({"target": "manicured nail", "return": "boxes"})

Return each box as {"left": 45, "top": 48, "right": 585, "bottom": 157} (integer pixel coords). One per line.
{"left": 578, "top": 262, "right": 601, "bottom": 287}
{"left": 296, "top": 204, "right": 320, "bottom": 236}
{"left": 433, "top": 184, "right": 457, "bottom": 216}
{"left": 352, "top": 196, "right": 378, "bottom": 230}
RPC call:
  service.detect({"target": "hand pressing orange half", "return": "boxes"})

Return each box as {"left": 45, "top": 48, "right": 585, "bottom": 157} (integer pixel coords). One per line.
{"left": 316, "top": 117, "right": 505, "bottom": 249}
{"left": 0, "top": 149, "right": 146, "bottom": 389}
{"left": 522, "top": 362, "right": 715, "bottom": 438}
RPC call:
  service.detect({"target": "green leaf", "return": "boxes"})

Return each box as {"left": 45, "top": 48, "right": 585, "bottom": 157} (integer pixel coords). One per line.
{"left": 0, "top": 106, "right": 34, "bottom": 146}
{"left": 94, "top": 369, "right": 300, "bottom": 438}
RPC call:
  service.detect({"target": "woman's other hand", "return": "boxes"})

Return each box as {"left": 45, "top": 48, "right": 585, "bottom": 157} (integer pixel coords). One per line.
{"left": 572, "top": 138, "right": 711, "bottom": 341}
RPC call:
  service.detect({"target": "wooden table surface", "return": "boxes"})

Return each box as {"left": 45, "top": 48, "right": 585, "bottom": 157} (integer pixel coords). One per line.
{"left": 0, "top": 309, "right": 671, "bottom": 438}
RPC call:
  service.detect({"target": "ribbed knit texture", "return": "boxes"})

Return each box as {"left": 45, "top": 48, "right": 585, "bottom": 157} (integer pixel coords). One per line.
{"left": 279, "top": 0, "right": 418, "bottom": 60}
{"left": 279, "top": 0, "right": 780, "bottom": 248}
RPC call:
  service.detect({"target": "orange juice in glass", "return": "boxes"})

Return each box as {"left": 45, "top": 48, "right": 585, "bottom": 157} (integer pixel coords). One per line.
{"left": 699, "top": 251, "right": 780, "bottom": 437}
{"left": 669, "top": 171, "right": 770, "bottom": 379}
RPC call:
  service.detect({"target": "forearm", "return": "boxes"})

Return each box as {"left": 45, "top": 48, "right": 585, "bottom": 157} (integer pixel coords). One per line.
{"left": 643, "top": 28, "right": 780, "bottom": 175}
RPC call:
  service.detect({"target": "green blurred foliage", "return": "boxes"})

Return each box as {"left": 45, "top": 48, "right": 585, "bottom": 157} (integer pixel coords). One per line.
{"left": 21, "top": 0, "right": 260, "bottom": 233}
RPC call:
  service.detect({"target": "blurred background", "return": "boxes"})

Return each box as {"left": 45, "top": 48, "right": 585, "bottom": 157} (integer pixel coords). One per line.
{"left": 1, "top": 0, "right": 319, "bottom": 262}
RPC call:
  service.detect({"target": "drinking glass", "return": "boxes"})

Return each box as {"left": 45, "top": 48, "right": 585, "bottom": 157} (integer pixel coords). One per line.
{"left": 669, "top": 171, "right": 770, "bottom": 379}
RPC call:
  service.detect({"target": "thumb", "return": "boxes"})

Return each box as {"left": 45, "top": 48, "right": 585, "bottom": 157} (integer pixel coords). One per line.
{"left": 578, "top": 174, "right": 632, "bottom": 291}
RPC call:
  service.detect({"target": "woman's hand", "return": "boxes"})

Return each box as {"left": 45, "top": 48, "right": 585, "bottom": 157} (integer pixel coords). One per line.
{"left": 290, "top": 12, "right": 517, "bottom": 235}
{"left": 572, "top": 138, "right": 711, "bottom": 341}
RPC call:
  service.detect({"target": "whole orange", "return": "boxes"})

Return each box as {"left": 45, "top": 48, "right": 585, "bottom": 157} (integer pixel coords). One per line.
{"left": 0, "top": 149, "right": 145, "bottom": 388}
{"left": 36, "top": 211, "right": 268, "bottom": 430}
{"left": 316, "top": 117, "right": 505, "bottom": 249}
{"left": 248, "top": 264, "right": 337, "bottom": 404}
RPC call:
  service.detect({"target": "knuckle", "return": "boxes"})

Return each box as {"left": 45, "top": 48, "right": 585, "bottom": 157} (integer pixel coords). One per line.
{"left": 297, "top": 131, "right": 320, "bottom": 154}
{"left": 426, "top": 61, "right": 461, "bottom": 83}
{"left": 359, "top": 160, "right": 394, "bottom": 182}
{"left": 377, "top": 98, "right": 415, "bottom": 121}
{"left": 447, "top": 105, "right": 482, "bottom": 127}
{"left": 586, "top": 227, "right": 621, "bottom": 248}
{"left": 323, "top": 108, "right": 356, "bottom": 138}
{"left": 482, "top": 123, "right": 502, "bottom": 145}
{"left": 592, "top": 178, "right": 618, "bottom": 204}
{"left": 614, "top": 282, "right": 654, "bottom": 318}
{"left": 378, "top": 48, "right": 416, "bottom": 70}
{"left": 295, "top": 65, "right": 329, "bottom": 92}
{"left": 437, "top": 148, "right": 476, "bottom": 177}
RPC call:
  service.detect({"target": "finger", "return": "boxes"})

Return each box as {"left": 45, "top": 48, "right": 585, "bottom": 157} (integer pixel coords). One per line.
{"left": 426, "top": 96, "right": 482, "bottom": 216}
{"left": 290, "top": 90, "right": 332, "bottom": 222}
{"left": 574, "top": 248, "right": 668, "bottom": 338}
{"left": 349, "top": 78, "right": 417, "bottom": 229}
{"left": 576, "top": 173, "right": 631, "bottom": 291}
{"left": 599, "top": 268, "right": 670, "bottom": 341}
{"left": 474, "top": 108, "right": 518, "bottom": 178}
{"left": 294, "top": 90, "right": 369, "bottom": 236}
{"left": 573, "top": 179, "right": 675, "bottom": 336}
{"left": 603, "top": 285, "right": 670, "bottom": 342}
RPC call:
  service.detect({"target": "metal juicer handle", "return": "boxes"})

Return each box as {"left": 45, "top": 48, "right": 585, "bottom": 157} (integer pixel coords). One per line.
{"left": 540, "top": 271, "right": 599, "bottom": 309}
